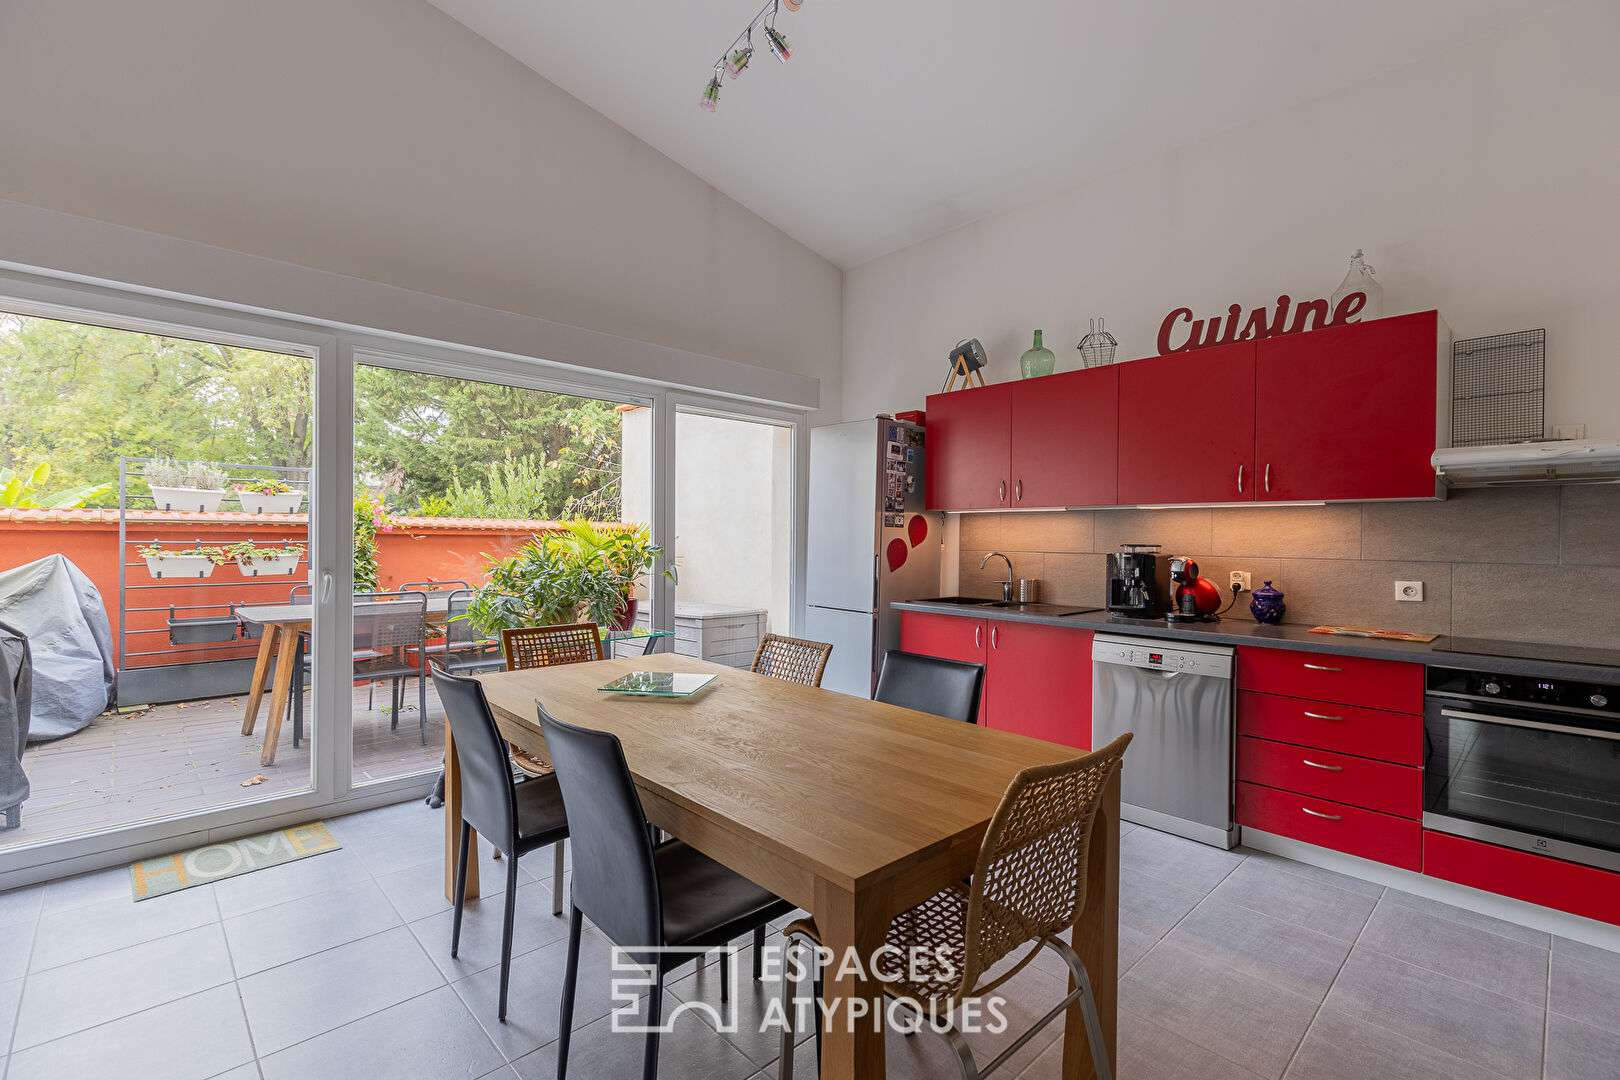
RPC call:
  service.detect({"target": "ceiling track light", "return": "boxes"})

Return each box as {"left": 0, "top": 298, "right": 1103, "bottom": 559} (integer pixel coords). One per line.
{"left": 701, "top": 0, "right": 801, "bottom": 112}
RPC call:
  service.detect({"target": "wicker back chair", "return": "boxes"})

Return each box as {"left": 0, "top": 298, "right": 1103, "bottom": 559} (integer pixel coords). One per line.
{"left": 749, "top": 634, "right": 833, "bottom": 687}
{"left": 780, "top": 732, "right": 1133, "bottom": 1080}
{"left": 501, "top": 623, "right": 605, "bottom": 671}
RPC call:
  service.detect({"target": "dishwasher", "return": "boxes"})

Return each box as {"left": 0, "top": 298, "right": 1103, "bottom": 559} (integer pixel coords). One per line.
{"left": 1092, "top": 634, "right": 1237, "bottom": 848}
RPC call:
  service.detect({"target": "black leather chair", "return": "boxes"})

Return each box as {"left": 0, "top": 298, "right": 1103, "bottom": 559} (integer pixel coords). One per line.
{"left": 536, "top": 704, "right": 793, "bottom": 1080}
{"left": 873, "top": 649, "right": 985, "bottom": 723}
{"left": 431, "top": 667, "right": 569, "bottom": 1022}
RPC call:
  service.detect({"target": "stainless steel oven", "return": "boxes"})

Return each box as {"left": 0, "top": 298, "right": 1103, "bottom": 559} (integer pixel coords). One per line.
{"left": 1424, "top": 664, "right": 1620, "bottom": 873}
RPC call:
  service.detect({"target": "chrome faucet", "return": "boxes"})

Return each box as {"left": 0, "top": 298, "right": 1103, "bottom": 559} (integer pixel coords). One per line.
{"left": 980, "top": 552, "right": 1014, "bottom": 603}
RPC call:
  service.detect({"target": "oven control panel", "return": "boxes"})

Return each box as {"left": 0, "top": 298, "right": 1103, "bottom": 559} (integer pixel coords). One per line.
{"left": 1427, "top": 666, "right": 1620, "bottom": 717}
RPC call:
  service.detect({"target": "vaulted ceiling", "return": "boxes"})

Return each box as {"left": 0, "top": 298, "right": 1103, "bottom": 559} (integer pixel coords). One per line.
{"left": 428, "top": 0, "right": 1552, "bottom": 268}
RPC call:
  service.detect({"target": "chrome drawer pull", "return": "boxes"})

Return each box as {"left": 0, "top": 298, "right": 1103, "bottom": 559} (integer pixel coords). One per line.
{"left": 1302, "top": 759, "right": 1343, "bottom": 771}
{"left": 1303, "top": 663, "right": 1343, "bottom": 672}
{"left": 1301, "top": 807, "right": 1342, "bottom": 821}
{"left": 1303, "top": 711, "right": 1344, "bottom": 721}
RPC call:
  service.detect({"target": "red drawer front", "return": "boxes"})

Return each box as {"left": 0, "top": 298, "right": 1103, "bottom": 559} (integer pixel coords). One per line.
{"left": 1236, "top": 646, "right": 1423, "bottom": 714}
{"left": 1237, "top": 690, "right": 1423, "bottom": 766}
{"left": 1236, "top": 736, "right": 1421, "bottom": 819}
{"left": 1423, "top": 832, "right": 1620, "bottom": 926}
{"left": 1236, "top": 781, "right": 1421, "bottom": 871}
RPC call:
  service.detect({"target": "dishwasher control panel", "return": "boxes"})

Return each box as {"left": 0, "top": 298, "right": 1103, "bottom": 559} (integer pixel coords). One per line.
{"left": 1092, "top": 634, "right": 1234, "bottom": 679}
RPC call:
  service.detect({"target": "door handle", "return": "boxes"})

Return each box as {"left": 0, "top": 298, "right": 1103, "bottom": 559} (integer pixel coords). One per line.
{"left": 999, "top": 480, "right": 1007, "bottom": 503}
{"left": 1015, "top": 478, "right": 1023, "bottom": 502}
{"left": 1439, "top": 707, "right": 1620, "bottom": 743}
{"left": 1303, "top": 663, "right": 1343, "bottom": 672}
{"left": 1265, "top": 463, "right": 1272, "bottom": 493}
{"left": 991, "top": 626, "right": 999, "bottom": 649}
{"left": 1237, "top": 464, "right": 1244, "bottom": 493}
{"left": 320, "top": 572, "right": 333, "bottom": 603}
{"left": 1303, "top": 710, "right": 1344, "bottom": 721}
{"left": 1301, "top": 807, "right": 1342, "bottom": 821}
{"left": 975, "top": 625, "right": 982, "bottom": 649}
{"left": 1302, "top": 759, "right": 1343, "bottom": 771}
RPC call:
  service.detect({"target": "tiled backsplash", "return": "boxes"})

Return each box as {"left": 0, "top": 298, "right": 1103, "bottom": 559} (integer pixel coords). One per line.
{"left": 957, "top": 486, "right": 1620, "bottom": 648}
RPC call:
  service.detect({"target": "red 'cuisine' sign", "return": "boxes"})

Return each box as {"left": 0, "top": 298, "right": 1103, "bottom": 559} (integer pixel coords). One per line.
{"left": 1157, "top": 292, "right": 1366, "bottom": 354}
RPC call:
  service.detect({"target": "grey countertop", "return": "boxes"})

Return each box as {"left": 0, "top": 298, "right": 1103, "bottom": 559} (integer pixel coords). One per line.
{"left": 890, "top": 599, "right": 1620, "bottom": 682}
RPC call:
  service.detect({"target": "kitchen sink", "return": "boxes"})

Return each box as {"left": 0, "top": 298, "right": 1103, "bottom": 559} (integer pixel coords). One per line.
{"left": 919, "top": 596, "right": 998, "bottom": 606}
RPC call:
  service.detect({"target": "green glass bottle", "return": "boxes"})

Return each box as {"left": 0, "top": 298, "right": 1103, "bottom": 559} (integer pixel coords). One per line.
{"left": 1020, "top": 329, "right": 1056, "bottom": 379}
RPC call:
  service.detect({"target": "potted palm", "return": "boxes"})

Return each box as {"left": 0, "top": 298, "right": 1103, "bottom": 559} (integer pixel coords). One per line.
{"left": 139, "top": 542, "right": 230, "bottom": 579}
{"left": 227, "top": 541, "right": 305, "bottom": 577}
{"left": 556, "top": 520, "right": 674, "bottom": 630}
{"left": 146, "top": 460, "right": 229, "bottom": 513}
{"left": 235, "top": 477, "right": 304, "bottom": 514}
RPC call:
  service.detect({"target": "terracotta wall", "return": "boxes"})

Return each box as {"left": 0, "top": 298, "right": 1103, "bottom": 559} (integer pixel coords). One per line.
{"left": 0, "top": 511, "right": 573, "bottom": 667}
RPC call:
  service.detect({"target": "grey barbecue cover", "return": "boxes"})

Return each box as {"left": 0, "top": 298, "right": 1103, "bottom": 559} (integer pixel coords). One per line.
{"left": 0, "top": 621, "right": 31, "bottom": 813}
{"left": 0, "top": 554, "right": 114, "bottom": 741}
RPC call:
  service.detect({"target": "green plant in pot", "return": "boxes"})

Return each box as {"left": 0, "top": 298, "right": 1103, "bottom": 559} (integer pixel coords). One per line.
{"left": 556, "top": 520, "right": 675, "bottom": 631}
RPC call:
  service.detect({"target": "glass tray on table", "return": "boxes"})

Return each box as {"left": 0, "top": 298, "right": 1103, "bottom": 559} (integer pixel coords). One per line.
{"left": 598, "top": 671, "right": 717, "bottom": 698}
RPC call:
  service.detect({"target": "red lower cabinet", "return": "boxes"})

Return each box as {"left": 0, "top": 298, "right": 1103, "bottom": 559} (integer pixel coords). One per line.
{"left": 1236, "top": 647, "right": 1424, "bottom": 714}
{"left": 985, "top": 622, "right": 1094, "bottom": 749}
{"left": 1423, "top": 832, "right": 1620, "bottom": 926}
{"left": 1236, "top": 737, "right": 1420, "bottom": 819}
{"left": 1236, "top": 781, "right": 1421, "bottom": 871}
{"left": 1237, "top": 691, "right": 1424, "bottom": 766}
{"left": 898, "top": 611, "right": 988, "bottom": 724}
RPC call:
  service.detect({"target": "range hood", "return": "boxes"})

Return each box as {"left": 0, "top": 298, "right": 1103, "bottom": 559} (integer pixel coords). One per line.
{"left": 1431, "top": 440, "right": 1620, "bottom": 487}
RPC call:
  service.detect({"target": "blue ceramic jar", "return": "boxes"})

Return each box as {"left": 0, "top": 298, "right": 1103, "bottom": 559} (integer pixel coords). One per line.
{"left": 1250, "top": 580, "right": 1286, "bottom": 624}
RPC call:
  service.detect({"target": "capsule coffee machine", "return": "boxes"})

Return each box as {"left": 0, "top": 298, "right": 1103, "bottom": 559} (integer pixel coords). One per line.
{"left": 1168, "top": 556, "right": 1223, "bottom": 621}
{"left": 1106, "top": 544, "right": 1170, "bottom": 619}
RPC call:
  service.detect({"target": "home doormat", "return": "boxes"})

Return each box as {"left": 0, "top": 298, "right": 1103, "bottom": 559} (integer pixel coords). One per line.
{"left": 130, "top": 822, "right": 340, "bottom": 901}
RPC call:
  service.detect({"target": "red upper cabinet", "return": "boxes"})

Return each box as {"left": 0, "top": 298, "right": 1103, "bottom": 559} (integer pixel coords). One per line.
{"left": 925, "top": 383, "right": 1013, "bottom": 510}
{"left": 1254, "top": 311, "right": 1447, "bottom": 501}
{"left": 1010, "top": 366, "right": 1119, "bottom": 508}
{"left": 1117, "top": 341, "right": 1257, "bottom": 506}
{"left": 985, "top": 622, "right": 1093, "bottom": 749}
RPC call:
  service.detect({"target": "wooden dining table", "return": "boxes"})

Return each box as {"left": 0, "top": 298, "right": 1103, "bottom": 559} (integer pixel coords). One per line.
{"left": 455, "top": 653, "right": 1120, "bottom": 1080}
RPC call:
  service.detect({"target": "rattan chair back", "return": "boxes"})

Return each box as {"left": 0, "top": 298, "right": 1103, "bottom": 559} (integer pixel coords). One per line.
{"left": 749, "top": 634, "right": 833, "bottom": 688}
{"left": 501, "top": 622, "right": 605, "bottom": 671}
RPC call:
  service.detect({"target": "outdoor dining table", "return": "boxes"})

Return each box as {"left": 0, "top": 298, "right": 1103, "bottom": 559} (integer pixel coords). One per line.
{"left": 459, "top": 653, "right": 1121, "bottom": 1080}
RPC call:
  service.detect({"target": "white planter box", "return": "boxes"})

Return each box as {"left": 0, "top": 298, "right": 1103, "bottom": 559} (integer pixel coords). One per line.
{"left": 234, "top": 551, "right": 303, "bottom": 577}
{"left": 149, "top": 485, "right": 226, "bottom": 513}
{"left": 235, "top": 488, "right": 304, "bottom": 514}
{"left": 142, "top": 553, "right": 218, "bottom": 579}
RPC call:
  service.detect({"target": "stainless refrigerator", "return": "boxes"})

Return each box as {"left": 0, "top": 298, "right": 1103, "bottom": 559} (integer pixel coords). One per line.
{"left": 804, "top": 418, "right": 940, "bottom": 698}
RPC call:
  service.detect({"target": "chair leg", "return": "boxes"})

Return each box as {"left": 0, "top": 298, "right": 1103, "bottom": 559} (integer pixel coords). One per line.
{"left": 721, "top": 948, "right": 731, "bottom": 1004}
{"left": 779, "top": 934, "right": 804, "bottom": 1080}
{"left": 557, "top": 906, "right": 583, "bottom": 1080}
{"left": 642, "top": 968, "right": 664, "bottom": 1080}
{"left": 450, "top": 821, "right": 471, "bottom": 958}
{"left": 753, "top": 925, "right": 765, "bottom": 980}
{"left": 498, "top": 854, "right": 520, "bottom": 1022}
{"left": 551, "top": 839, "right": 566, "bottom": 917}
{"left": 417, "top": 668, "right": 427, "bottom": 744}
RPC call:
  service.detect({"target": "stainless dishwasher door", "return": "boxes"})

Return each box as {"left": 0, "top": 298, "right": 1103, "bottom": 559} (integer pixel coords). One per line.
{"left": 1092, "top": 634, "right": 1237, "bottom": 848}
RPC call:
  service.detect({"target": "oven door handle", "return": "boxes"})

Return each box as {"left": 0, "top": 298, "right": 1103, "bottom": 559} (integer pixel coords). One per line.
{"left": 1439, "top": 707, "right": 1620, "bottom": 743}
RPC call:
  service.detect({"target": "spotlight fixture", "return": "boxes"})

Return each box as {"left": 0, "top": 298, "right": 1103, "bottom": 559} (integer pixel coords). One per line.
{"left": 699, "top": 0, "right": 802, "bottom": 112}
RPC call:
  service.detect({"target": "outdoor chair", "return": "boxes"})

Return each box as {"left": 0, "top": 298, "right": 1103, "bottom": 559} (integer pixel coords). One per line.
{"left": 749, "top": 633, "right": 834, "bottom": 687}
{"left": 778, "top": 732, "right": 1134, "bottom": 1080}
{"left": 289, "top": 590, "right": 430, "bottom": 748}
{"left": 874, "top": 649, "right": 985, "bottom": 724}
{"left": 419, "top": 588, "right": 503, "bottom": 676}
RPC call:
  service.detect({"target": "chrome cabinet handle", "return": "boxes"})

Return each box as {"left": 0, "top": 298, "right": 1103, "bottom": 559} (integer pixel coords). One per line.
{"left": 1302, "top": 759, "right": 1343, "bottom": 771}
{"left": 1015, "top": 478, "right": 1023, "bottom": 502}
{"left": 1301, "top": 807, "right": 1342, "bottom": 820}
{"left": 1303, "top": 663, "right": 1343, "bottom": 672}
{"left": 975, "top": 625, "right": 982, "bottom": 648}
{"left": 1265, "top": 463, "right": 1272, "bottom": 492}
{"left": 999, "top": 480, "right": 1007, "bottom": 503}
{"left": 1303, "top": 710, "right": 1344, "bottom": 721}
{"left": 991, "top": 626, "right": 999, "bottom": 649}
{"left": 1237, "top": 464, "right": 1244, "bottom": 493}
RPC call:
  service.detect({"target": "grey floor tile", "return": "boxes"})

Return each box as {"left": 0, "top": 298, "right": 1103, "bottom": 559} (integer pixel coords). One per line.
{"left": 376, "top": 843, "right": 531, "bottom": 925}
{"left": 0, "top": 883, "right": 43, "bottom": 926}
{"left": 223, "top": 877, "right": 401, "bottom": 976}
{"left": 1163, "top": 897, "right": 1351, "bottom": 1002}
{"left": 258, "top": 985, "right": 502, "bottom": 1080}
{"left": 509, "top": 1006, "right": 758, "bottom": 1080}
{"left": 1021, "top": 1005, "right": 1265, "bottom": 1080}
{"left": 328, "top": 803, "right": 457, "bottom": 878}
{"left": 1119, "top": 940, "right": 1318, "bottom": 1078}
{"left": 0, "top": 914, "right": 35, "bottom": 982}
{"left": 1285, "top": 1002, "right": 1516, "bottom": 1080}
{"left": 1120, "top": 828, "right": 1245, "bottom": 894}
{"left": 31, "top": 883, "right": 219, "bottom": 971}
{"left": 0, "top": 976, "right": 20, "bottom": 1051}
{"left": 476, "top": 1069, "right": 520, "bottom": 1080}
{"left": 667, "top": 942, "right": 798, "bottom": 1068}
{"left": 1549, "top": 948, "right": 1620, "bottom": 1030}
{"left": 4, "top": 984, "right": 254, "bottom": 1080}
{"left": 1211, "top": 855, "right": 1378, "bottom": 943}
{"left": 1118, "top": 924, "right": 1155, "bottom": 975}
{"left": 408, "top": 880, "right": 573, "bottom": 982}
{"left": 1323, "top": 949, "right": 1544, "bottom": 1079}
{"left": 1545, "top": 1010, "right": 1620, "bottom": 1080}
{"left": 238, "top": 925, "right": 445, "bottom": 1055}
{"left": 1357, "top": 900, "right": 1548, "bottom": 1006}
{"left": 1381, "top": 889, "right": 1551, "bottom": 949}
{"left": 204, "top": 1067, "right": 263, "bottom": 1080}
{"left": 13, "top": 923, "right": 236, "bottom": 1049}
{"left": 213, "top": 847, "right": 370, "bottom": 919}
{"left": 1235, "top": 849, "right": 1386, "bottom": 899}
{"left": 37, "top": 866, "right": 133, "bottom": 915}
{"left": 1119, "top": 866, "right": 1206, "bottom": 939}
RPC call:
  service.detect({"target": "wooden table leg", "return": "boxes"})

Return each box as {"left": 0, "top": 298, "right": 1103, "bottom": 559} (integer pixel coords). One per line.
{"left": 240, "top": 626, "right": 279, "bottom": 736}
{"left": 1062, "top": 768, "right": 1120, "bottom": 1080}
{"left": 258, "top": 628, "right": 302, "bottom": 766}
{"left": 444, "top": 724, "right": 480, "bottom": 902}
{"left": 815, "top": 879, "right": 890, "bottom": 1080}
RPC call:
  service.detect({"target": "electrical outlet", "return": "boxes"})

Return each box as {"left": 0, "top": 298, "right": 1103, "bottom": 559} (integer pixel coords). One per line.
{"left": 1229, "top": 570, "right": 1251, "bottom": 592}
{"left": 1551, "top": 423, "right": 1587, "bottom": 441}
{"left": 1396, "top": 580, "right": 1424, "bottom": 602}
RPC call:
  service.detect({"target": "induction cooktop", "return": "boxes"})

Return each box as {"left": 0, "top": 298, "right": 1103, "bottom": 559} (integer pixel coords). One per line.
{"left": 1433, "top": 636, "right": 1620, "bottom": 671}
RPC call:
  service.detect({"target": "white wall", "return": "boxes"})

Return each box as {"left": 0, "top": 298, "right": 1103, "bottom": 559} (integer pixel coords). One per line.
{"left": 840, "top": 1, "right": 1620, "bottom": 438}
{"left": 0, "top": 0, "right": 840, "bottom": 408}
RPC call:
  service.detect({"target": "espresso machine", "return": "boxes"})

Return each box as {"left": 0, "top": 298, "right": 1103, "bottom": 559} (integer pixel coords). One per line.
{"left": 1168, "top": 556, "right": 1223, "bottom": 622}
{"left": 1106, "top": 544, "right": 1170, "bottom": 619}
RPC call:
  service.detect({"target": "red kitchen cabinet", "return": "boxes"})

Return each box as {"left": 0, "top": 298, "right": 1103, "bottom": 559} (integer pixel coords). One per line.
{"left": 1117, "top": 341, "right": 1257, "bottom": 505}
{"left": 985, "top": 622, "right": 1094, "bottom": 749}
{"left": 1237, "top": 691, "right": 1423, "bottom": 766}
{"left": 899, "top": 611, "right": 989, "bottom": 724}
{"left": 924, "top": 383, "right": 1013, "bottom": 510}
{"left": 1254, "top": 311, "right": 1447, "bottom": 501}
{"left": 1009, "top": 367, "right": 1119, "bottom": 508}
{"left": 1236, "top": 781, "right": 1421, "bottom": 871}
{"left": 1236, "top": 647, "right": 1424, "bottom": 715}
{"left": 1424, "top": 832, "right": 1620, "bottom": 926}
{"left": 1236, "top": 736, "right": 1421, "bottom": 818}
